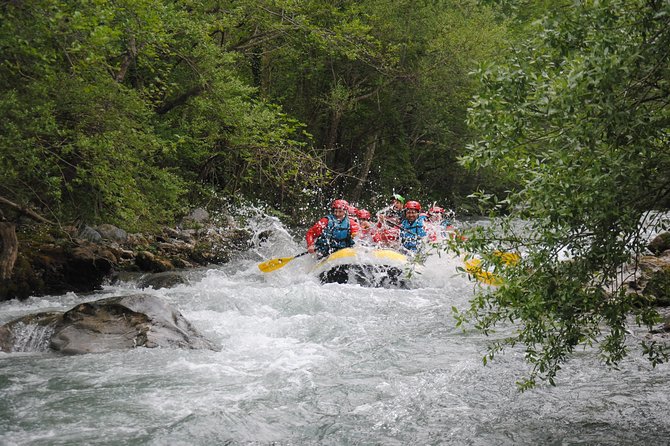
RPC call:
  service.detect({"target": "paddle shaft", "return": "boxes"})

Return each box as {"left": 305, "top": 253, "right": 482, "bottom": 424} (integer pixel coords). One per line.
{"left": 258, "top": 251, "right": 310, "bottom": 273}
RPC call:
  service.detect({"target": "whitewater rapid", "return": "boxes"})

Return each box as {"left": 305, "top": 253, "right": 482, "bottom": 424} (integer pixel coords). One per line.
{"left": 1, "top": 213, "right": 669, "bottom": 445}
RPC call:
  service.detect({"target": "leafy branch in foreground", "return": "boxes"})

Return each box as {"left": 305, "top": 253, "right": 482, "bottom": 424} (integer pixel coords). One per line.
{"left": 459, "top": 0, "right": 670, "bottom": 389}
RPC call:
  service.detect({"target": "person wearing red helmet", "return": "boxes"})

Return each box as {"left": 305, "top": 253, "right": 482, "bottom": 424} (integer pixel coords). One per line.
{"left": 428, "top": 206, "right": 452, "bottom": 225}
{"left": 306, "top": 199, "right": 359, "bottom": 257}
{"left": 357, "top": 208, "right": 371, "bottom": 221}
{"left": 425, "top": 206, "right": 455, "bottom": 241}
{"left": 355, "top": 208, "right": 375, "bottom": 242}
{"left": 373, "top": 193, "right": 405, "bottom": 248}
{"left": 399, "top": 200, "right": 427, "bottom": 252}
{"left": 347, "top": 204, "right": 359, "bottom": 228}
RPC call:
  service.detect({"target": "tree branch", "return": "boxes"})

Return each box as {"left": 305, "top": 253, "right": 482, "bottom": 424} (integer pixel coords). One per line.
{"left": 155, "top": 84, "right": 205, "bottom": 115}
{"left": 0, "top": 195, "right": 55, "bottom": 225}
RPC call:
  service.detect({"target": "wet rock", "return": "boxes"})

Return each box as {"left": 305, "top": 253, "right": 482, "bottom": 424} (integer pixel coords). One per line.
{"left": 26, "top": 242, "right": 115, "bottom": 296}
{"left": 78, "top": 225, "right": 102, "bottom": 243}
{"left": 171, "top": 258, "right": 195, "bottom": 269}
{"left": 220, "top": 228, "right": 254, "bottom": 251}
{"left": 177, "top": 229, "right": 197, "bottom": 244}
{"left": 135, "top": 250, "right": 173, "bottom": 272}
{"left": 137, "top": 271, "right": 189, "bottom": 289}
{"left": 0, "top": 312, "right": 62, "bottom": 352}
{"left": 110, "top": 270, "right": 144, "bottom": 285}
{"left": 182, "top": 208, "right": 209, "bottom": 225}
{"left": 0, "top": 294, "right": 219, "bottom": 354}
{"left": 157, "top": 240, "right": 195, "bottom": 254}
{"left": 648, "top": 308, "right": 670, "bottom": 336}
{"left": 126, "top": 233, "right": 150, "bottom": 247}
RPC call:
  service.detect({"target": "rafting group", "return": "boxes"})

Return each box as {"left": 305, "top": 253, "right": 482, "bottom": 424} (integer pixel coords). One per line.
{"left": 305, "top": 193, "right": 456, "bottom": 259}
{"left": 258, "top": 193, "right": 519, "bottom": 287}
{"left": 258, "top": 193, "right": 462, "bottom": 286}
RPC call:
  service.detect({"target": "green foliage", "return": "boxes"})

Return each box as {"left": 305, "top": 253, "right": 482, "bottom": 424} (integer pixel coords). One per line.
{"left": 0, "top": 0, "right": 334, "bottom": 229}
{"left": 0, "top": 0, "right": 187, "bottom": 229}
{"left": 1, "top": 0, "right": 514, "bottom": 227}
{"left": 461, "top": 0, "right": 670, "bottom": 388}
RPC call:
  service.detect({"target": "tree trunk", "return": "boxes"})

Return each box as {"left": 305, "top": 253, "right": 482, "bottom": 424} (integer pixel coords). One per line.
{"left": 325, "top": 109, "right": 343, "bottom": 166}
{"left": 350, "top": 133, "right": 379, "bottom": 203}
{"left": 0, "top": 195, "right": 55, "bottom": 281}
{"left": 115, "top": 35, "right": 137, "bottom": 83}
{"left": 0, "top": 222, "right": 18, "bottom": 280}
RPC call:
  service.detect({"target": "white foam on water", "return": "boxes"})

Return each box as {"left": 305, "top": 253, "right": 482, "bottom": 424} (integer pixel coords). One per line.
{"left": 1, "top": 207, "right": 669, "bottom": 445}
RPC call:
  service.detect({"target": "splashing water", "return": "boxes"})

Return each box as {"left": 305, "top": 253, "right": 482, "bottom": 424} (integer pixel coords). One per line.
{"left": 6, "top": 322, "right": 56, "bottom": 353}
{"left": 0, "top": 210, "right": 669, "bottom": 445}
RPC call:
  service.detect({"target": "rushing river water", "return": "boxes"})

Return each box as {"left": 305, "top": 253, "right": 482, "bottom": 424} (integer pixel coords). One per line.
{"left": 1, "top": 214, "right": 669, "bottom": 445}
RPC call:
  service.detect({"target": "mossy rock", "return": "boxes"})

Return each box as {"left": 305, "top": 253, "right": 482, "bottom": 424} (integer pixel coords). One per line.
{"left": 648, "top": 232, "right": 670, "bottom": 255}
{"left": 643, "top": 268, "right": 670, "bottom": 306}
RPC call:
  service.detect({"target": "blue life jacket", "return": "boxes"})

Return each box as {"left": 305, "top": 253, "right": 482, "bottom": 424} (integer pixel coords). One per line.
{"left": 400, "top": 215, "right": 427, "bottom": 251}
{"left": 315, "top": 214, "right": 353, "bottom": 256}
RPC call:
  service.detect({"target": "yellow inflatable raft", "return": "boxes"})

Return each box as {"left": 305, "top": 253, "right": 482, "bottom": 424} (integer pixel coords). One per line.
{"left": 311, "top": 247, "right": 408, "bottom": 287}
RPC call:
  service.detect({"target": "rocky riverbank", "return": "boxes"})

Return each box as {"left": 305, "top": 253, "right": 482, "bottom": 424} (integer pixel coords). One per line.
{"left": 0, "top": 208, "right": 256, "bottom": 301}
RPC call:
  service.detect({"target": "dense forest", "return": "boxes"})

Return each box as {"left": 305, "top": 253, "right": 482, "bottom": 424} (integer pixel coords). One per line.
{"left": 1, "top": 0, "right": 515, "bottom": 230}
{"left": 2, "top": 0, "right": 670, "bottom": 386}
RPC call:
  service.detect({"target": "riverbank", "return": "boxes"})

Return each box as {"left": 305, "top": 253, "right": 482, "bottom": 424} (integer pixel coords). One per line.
{"left": 0, "top": 208, "right": 255, "bottom": 301}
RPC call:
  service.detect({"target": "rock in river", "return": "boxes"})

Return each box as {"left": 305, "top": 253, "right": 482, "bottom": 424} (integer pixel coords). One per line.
{"left": 0, "top": 294, "right": 219, "bottom": 354}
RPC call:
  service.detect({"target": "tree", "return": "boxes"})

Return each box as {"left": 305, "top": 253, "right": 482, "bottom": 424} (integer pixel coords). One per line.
{"left": 222, "top": 0, "right": 509, "bottom": 210}
{"left": 459, "top": 0, "right": 670, "bottom": 389}
{"left": 0, "top": 0, "right": 331, "bottom": 230}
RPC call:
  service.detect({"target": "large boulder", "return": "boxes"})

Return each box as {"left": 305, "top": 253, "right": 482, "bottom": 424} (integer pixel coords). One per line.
{"left": 0, "top": 294, "right": 219, "bottom": 354}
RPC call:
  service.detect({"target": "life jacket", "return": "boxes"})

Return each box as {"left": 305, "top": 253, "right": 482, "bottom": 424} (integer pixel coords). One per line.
{"left": 400, "top": 216, "right": 427, "bottom": 251}
{"left": 315, "top": 214, "right": 353, "bottom": 255}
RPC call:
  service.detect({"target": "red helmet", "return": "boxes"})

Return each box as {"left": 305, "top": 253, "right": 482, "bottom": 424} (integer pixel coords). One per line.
{"left": 347, "top": 205, "right": 358, "bottom": 215}
{"left": 404, "top": 201, "right": 421, "bottom": 211}
{"left": 429, "top": 206, "right": 445, "bottom": 215}
{"left": 357, "top": 209, "right": 371, "bottom": 220}
{"left": 331, "top": 199, "right": 349, "bottom": 210}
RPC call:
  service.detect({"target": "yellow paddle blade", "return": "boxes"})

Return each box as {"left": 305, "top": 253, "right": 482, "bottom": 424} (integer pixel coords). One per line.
{"left": 464, "top": 258, "right": 503, "bottom": 286}
{"left": 464, "top": 251, "right": 520, "bottom": 285}
{"left": 493, "top": 250, "right": 521, "bottom": 265}
{"left": 258, "top": 256, "right": 296, "bottom": 273}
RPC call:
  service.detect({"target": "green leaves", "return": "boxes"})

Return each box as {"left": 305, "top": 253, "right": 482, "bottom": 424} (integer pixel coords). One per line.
{"left": 0, "top": 0, "right": 339, "bottom": 227}
{"left": 461, "top": 0, "right": 670, "bottom": 388}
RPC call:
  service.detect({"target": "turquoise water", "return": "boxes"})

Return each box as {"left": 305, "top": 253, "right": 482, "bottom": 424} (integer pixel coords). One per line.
{"left": 1, "top": 215, "right": 669, "bottom": 445}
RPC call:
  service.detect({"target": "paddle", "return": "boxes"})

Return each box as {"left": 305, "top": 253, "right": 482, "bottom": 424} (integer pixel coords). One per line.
{"left": 258, "top": 251, "right": 310, "bottom": 273}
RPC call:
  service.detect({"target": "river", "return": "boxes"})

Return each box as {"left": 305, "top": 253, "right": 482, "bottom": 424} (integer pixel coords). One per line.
{"left": 1, "top": 213, "right": 669, "bottom": 445}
